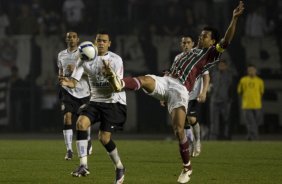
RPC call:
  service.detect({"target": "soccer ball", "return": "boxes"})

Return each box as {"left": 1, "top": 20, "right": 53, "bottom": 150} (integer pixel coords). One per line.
{"left": 78, "top": 41, "right": 98, "bottom": 61}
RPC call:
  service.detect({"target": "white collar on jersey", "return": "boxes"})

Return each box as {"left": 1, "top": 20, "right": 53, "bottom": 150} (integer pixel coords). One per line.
{"left": 67, "top": 48, "right": 78, "bottom": 53}
{"left": 100, "top": 52, "right": 110, "bottom": 60}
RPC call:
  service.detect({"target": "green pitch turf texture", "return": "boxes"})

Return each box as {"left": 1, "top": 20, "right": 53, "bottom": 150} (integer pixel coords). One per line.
{"left": 0, "top": 139, "right": 282, "bottom": 184}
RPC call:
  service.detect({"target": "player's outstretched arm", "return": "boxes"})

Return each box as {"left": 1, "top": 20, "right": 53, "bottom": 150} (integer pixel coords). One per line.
{"left": 222, "top": 1, "right": 244, "bottom": 44}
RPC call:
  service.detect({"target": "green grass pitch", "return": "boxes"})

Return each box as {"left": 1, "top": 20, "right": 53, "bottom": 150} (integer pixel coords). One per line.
{"left": 0, "top": 139, "right": 282, "bottom": 184}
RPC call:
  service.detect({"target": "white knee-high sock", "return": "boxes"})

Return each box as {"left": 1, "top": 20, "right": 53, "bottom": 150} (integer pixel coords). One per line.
{"left": 76, "top": 140, "right": 88, "bottom": 167}
{"left": 184, "top": 126, "right": 194, "bottom": 142}
{"left": 192, "top": 123, "right": 201, "bottom": 141}
{"left": 63, "top": 129, "right": 73, "bottom": 151}
{"left": 108, "top": 148, "right": 123, "bottom": 169}
{"left": 87, "top": 127, "right": 91, "bottom": 141}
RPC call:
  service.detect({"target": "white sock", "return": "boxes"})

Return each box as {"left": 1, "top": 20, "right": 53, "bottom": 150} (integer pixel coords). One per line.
{"left": 109, "top": 148, "right": 123, "bottom": 169}
{"left": 63, "top": 129, "right": 73, "bottom": 151}
{"left": 76, "top": 140, "right": 88, "bottom": 166}
{"left": 80, "top": 156, "right": 88, "bottom": 167}
{"left": 87, "top": 127, "right": 91, "bottom": 141}
{"left": 184, "top": 161, "right": 191, "bottom": 167}
{"left": 184, "top": 127, "right": 194, "bottom": 142}
{"left": 193, "top": 123, "right": 201, "bottom": 141}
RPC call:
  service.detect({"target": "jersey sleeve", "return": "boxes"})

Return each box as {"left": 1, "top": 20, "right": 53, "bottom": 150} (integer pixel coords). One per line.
{"left": 71, "top": 65, "right": 84, "bottom": 81}
{"left": 112, "top": 56, "right": 124, "bottom": 79}
{"left": 203, "top": 70, "right": 209, "bottom": 75}
{"left": 57, "top": 53, "right": 62, "bottom": 69}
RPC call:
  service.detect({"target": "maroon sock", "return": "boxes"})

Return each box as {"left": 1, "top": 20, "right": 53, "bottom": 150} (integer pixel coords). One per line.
{"left": 123, "top": 77, "right": 141, "bottom": 90}
{"left": 179, "top": 140, "right": 190, "bottom": 165}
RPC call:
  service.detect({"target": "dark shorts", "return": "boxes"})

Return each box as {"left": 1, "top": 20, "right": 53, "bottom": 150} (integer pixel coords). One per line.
{"left": 79, "top": 101, "right": 127, "bottom": 133}
{"left": 59, "top": 87, "right": 90, "bottom": 115}
{"left": 187, "top": 99, "right": 200, "bottom": 117}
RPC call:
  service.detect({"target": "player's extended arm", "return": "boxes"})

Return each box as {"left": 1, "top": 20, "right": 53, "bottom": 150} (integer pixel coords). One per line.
{"left": 59, "top": 77, "right": 77, "bottom": 88}
{"left": 198, "top": 74, "right": 210, "bottom": 103}
{"left": 222, "top": 1, "right": 244, "bottom": 44}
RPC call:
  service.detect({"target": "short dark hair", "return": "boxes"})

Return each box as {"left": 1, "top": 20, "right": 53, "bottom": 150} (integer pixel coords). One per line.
{"left": 202, "top": 26, "right": 220, "bottom": 44}
{"left": 181, "top": 34, "right": 194, "bottom": 42}
{"left": 96, "top": 29, "right": 111, "bottom": 40}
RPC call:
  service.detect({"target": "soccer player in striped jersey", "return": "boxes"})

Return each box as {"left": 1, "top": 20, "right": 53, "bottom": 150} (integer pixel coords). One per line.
{"left": 60, "top": 30, "right": 127, "bottom": 184}
{"left": 104, "top": 2, "right": 244, "bottom": 183}
{"left": 174, "top": 36, "right": 210, "bottom": 157}
{"left": 57, "top": 31, "right": 92, "bottom": 160}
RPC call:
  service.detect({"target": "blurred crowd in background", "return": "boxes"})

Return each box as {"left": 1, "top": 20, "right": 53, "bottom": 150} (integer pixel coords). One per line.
{"left": 0, "top": 0, "right": 282, "bottom": 139}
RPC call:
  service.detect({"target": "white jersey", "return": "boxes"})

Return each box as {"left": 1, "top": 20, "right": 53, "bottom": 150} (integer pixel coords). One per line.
{"left": 72, "top": 51, "right": 126, "bottom": 105}
{"left": 174, "top": 52, "right": 209, "bottom": 100}
{"left": 57, "top": 49, "right": 90, "bottom": 98}
{"left": 189, "top": 70, "right": 209, "bottom": 100}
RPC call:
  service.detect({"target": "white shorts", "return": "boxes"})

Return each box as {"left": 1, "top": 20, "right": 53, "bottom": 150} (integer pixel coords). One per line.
{"left": 144, "top": 75, "right": 189, "bottom": 114}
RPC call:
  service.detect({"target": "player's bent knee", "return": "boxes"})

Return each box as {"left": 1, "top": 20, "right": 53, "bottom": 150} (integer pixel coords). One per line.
{"left": 98, "top": 132, "right": 111, "bottom": 145}
{"left": 76, "top": 115, "right": 90, "bottom": 130}
{"left": 174, "top": 126, "right": 185, "bottom": 140}
{"left": 188, "top": 116, "right": 197, "bottom": 125}
{"left": 99, "top": 137, "right": 110, "bottom": 145}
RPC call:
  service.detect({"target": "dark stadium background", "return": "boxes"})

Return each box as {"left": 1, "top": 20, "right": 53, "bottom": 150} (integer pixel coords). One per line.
{"left": 0, "top": 0, "right": 281, "bottom": 139}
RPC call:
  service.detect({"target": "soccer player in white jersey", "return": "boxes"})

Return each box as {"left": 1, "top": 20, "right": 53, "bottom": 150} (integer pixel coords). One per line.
{"left": 57, "top": 32, "right": 92, "bottom": 160}
{"left": 104, "top": 2, "right": 244, "bottom": 183}
{"left": 186, "top": 71, "right": 209, "bottom": 157}
{"left": 60, "top": 30, "right": 127, "bottom": 184}
{"left": 174, "top": 36, "right": 210, "bottom": 157}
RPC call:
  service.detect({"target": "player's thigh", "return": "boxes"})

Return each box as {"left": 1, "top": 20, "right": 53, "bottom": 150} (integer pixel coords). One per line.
{"left": 142, "top": 75, "right": 167, "bottom": 101}
{"left": 167, "top": 82, "right": 189, "bottom": 114}
{"left": 78, "top": 101, "right": 101, "bottom": 125}
{"left": 99, "top": 103, "right": 127, "bottom": 133}
{"left": 137, "top": 75, "right": 156, "bottom": 93}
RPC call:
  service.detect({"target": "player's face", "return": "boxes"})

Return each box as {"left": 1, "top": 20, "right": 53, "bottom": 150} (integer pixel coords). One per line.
{"left": 181, "top": 37, "right": 194, "bottom": 53}
{"left": 247, "top": 66, "right": 257, "bottom": 77}
{"left": 66, "top": 32, "right": 79, "bottom": 48}
{"left": 95, "top": 34, "right": 111, "bottom": 56}
{"left": 197, "top": 31, "right": 215, "bottom": 48}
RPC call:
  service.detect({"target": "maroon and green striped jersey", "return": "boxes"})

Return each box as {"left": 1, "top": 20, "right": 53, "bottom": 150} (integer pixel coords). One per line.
{"left": 170, "top": 45, "right": 223, "bottom": 92}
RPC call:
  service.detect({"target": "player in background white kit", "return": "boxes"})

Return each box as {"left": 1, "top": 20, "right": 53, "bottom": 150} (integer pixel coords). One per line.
{"left": 60, "top": 30, "right": 127, "bottom": 184}
{"left": 57, "top": 32, "right": 92, "bottom": 160}
{"left": 174, "top": 36, "right": 210, "bottom": 157}
{"left": 186, "top": 71, "right": 209, "bottom": 157}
